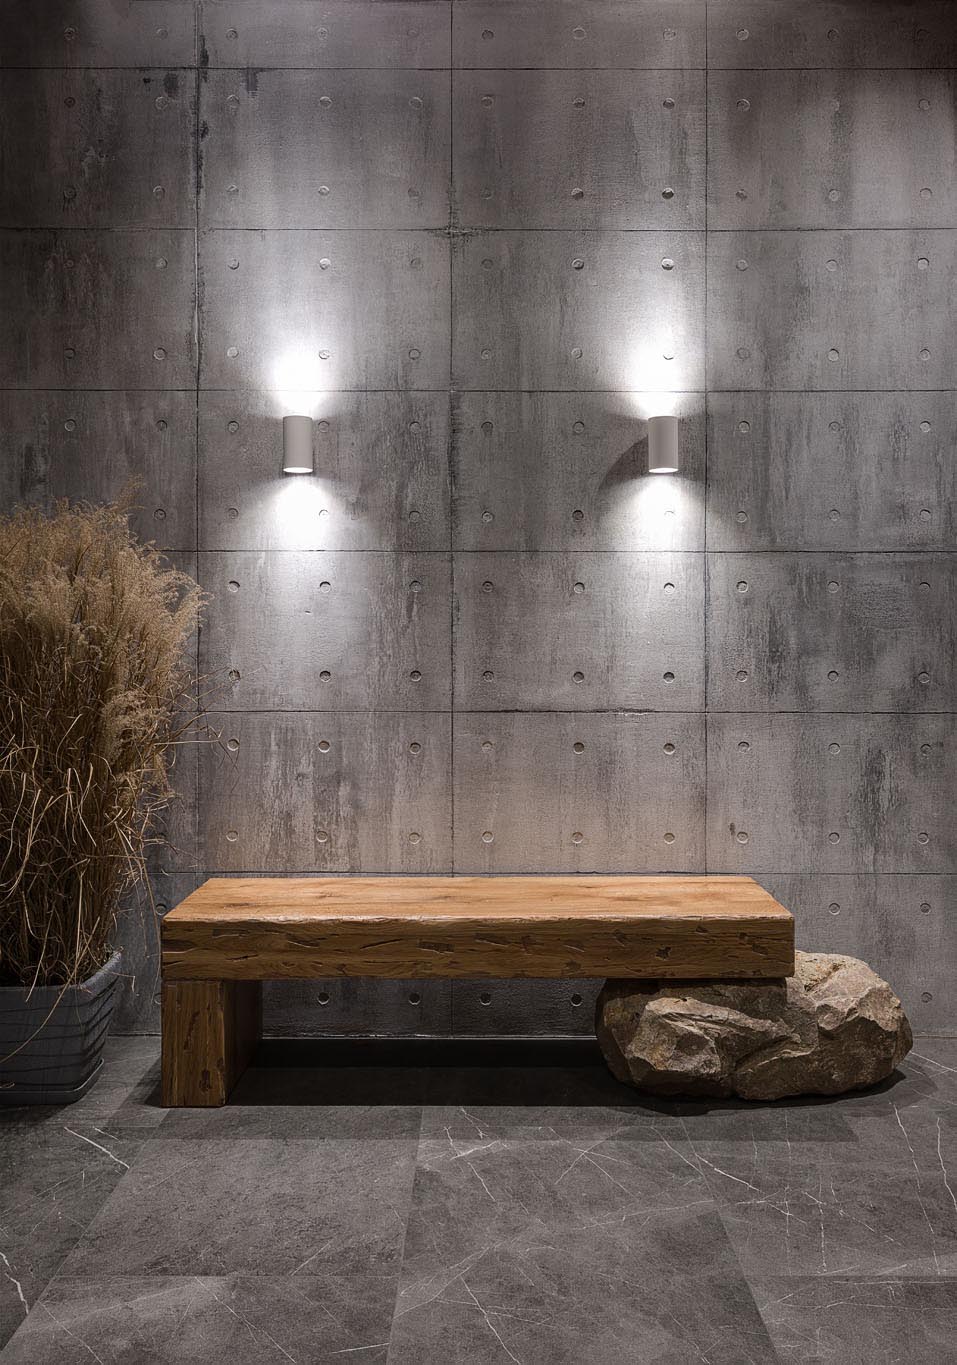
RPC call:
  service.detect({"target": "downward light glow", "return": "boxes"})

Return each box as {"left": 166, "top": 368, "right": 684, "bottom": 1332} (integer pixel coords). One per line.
{"left": 282, "top": 414, "right": 315, "bottom": 474}
{"left": 647, "top": 414, "right": 679, "bottom": 474}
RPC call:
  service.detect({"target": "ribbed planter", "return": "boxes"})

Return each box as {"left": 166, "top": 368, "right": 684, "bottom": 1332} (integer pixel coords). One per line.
{"left": 0, "top": 950, "right": 122, "bottom": 1105}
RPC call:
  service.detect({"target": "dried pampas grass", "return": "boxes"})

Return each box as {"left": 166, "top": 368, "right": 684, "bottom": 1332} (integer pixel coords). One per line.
{"left": 0, "top": 499, "right": 202, "bottom": 989}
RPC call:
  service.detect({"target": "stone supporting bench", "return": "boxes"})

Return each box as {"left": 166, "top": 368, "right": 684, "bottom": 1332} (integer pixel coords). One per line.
{"left": 160, "top": 875, "right": 794, "bottom": 1106}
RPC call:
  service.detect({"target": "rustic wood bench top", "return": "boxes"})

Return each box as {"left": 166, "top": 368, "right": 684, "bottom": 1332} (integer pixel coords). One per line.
{"left": 162, "top": 875, "right": 794, "bottom": 980}
{"left": 160, "top": 875, "right": 794, "bottom": 1106}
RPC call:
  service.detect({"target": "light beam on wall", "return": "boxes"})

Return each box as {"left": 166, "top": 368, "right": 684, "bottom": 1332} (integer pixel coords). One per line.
{"left": 270, "top": 347, "right": 327, "bottom": 415}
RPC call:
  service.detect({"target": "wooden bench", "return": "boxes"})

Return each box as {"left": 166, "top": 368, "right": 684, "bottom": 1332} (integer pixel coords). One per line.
{"left": 160, "top": 875, "right": 794, "bottom": 1106}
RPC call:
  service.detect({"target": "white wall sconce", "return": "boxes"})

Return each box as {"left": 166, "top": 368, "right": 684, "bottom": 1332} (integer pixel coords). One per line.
{"left": 647, "top": 414, "right": 679, "bottom": 474}
{"left": 282, "top": 415, "right": 314, "bottom": 474}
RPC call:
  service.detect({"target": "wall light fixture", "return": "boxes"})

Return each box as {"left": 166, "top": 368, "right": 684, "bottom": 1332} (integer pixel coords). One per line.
{"left": 282, "top": 414, "right": 314, "bottom": 474}
{"left": 647, "top": 414, "right": 679, "bottom": 474}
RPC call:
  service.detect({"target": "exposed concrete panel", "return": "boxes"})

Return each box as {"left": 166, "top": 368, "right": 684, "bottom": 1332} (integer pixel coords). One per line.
{"left": 200, "top": 69, "right": 450, "bottom": 230}
{"left": 454, "top": 70, "right": 705, "bottom": 230}
{"left": 0, "top": 390, "right": 196, "bottom": 551}
{"left": 199, "top": 551, "right": 452, "bottom": 711}
{"left": 707, "top": 2, "right": 957, "bottom": 69}
{"left": 453, "top": 391, "right": 705, "bottom": 552}
{"left": 199, "top": 391, "right": 449, "bottom": 552}
{"left": 0, "top": 70, "right": 195, "bottom": 229}
{"left": 760, "top": 874, "right": 957, "bottom": 1036}
{"left": 453, "top": 230, "right": 705, "bottom": 391}
{"left": 708, "top": 70, "right": 957, "bottom": 230}
{"left": 200, "top": 228, "right": 450, "bottom": 390}
{"left": 200, "top": 711, "right": 453, "bottom": 872}
{"left": 264, "top": 979, "right": 452, "bottom": 1038}
{"left": 0, "top": 229, "right": 196, "bottom": 388}
{"left": 708, "top": 230, "right": 957, "bottom": 391}
{"left": 146, "top": 711, "right": 200, "bottom": 880}
{"left": 707, "top": 554, "right": 955, "bottom": 713}
{"left": 454, "top": 553, "right": 705, "bottom": 711}
{"left": 707, "top": 392, "right": 957, "bottom": 552}
{"left": 707, "top": 715, "right": 957, "bottom": 874}
{"left": 454, "top": 711, "right": 706, "bottom": 873}
{"left": 113, "top": 872, "right": 204, "bottom": 1034}
{"left": 201, "top": 2, "right": 452, "bottom": 69}
{"left": 454, "top": 1, "right": 705, "bottom": 69}
{"left": 451, "top": 980, "right": 600, "bottom": 1036}
{"left": 0, "top": 1, "right": 952, "bottom": 1039}
{"left": 0, "top": 1, "right": 196, "bottom": 67}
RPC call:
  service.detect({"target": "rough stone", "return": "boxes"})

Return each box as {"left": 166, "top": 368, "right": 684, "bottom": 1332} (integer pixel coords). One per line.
{"left": 595, "top": 952, "right": 913, "bottom": 1101}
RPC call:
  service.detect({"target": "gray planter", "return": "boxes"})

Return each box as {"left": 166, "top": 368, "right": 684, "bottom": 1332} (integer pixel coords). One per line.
{"left": 0, "top": 950, "right": 122, "bottom": 1105}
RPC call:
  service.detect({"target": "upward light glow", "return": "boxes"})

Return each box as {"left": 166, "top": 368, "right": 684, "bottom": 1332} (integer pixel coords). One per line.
{"left": 622, "top": 338, "right": 687, "bottom": 407}
{"left": 270, "top": 348, "right": 328, "bottom": 417}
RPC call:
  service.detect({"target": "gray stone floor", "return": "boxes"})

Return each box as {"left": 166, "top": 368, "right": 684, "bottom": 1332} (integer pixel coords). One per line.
{"left": 1, "top": 1035, "right": 956, "bottom": 1364}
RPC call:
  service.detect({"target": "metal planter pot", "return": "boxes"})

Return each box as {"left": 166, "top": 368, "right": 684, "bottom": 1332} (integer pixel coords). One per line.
{"left": 0, "top": 951, "right": 122, "bottom": 1106}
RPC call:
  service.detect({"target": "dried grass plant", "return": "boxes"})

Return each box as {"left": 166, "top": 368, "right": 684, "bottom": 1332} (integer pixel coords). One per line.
{"left": 0, "top": 500, "right": 202, "bottom": 990}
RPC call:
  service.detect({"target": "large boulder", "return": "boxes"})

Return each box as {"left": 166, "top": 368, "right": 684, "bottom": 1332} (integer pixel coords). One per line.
{"left": 596, "top": 952, "right": 912, "bottom": 1101}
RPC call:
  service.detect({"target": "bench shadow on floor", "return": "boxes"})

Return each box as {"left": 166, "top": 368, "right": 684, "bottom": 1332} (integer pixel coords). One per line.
{"left": 141, "top": 1035, "right": 912, "bottom": 1114}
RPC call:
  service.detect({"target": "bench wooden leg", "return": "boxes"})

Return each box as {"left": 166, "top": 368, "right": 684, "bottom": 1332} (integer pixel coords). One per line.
{"left": 161, "top": 979, "right": 262, "bottom": 1107}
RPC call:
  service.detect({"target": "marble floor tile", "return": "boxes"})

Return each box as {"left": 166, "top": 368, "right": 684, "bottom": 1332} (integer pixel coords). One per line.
{"left": 895, "top": 1044, "right": 957, "bottom": 1104}
{"left": 0, "top": 1119, "right": 141, "bottom": 1347}
{"left": 59, "top": 1137, "right": 417, "bottom": 1278}
{"left": 395, "top": 1130, "right": 733, "bottom": 1318}
{"left": 752, "top": 1276, "right": 957, "bottom": 1365}
{"left": 420, "top": 1063, "right": 686, "bottom": 1142}
{"left": 685, "top": 1116, "right": 957, "bottom": 1277}
{"left": 3, "top": 1035, "right": 956, "bottom": 1362}
{"left": 678, "top": 1102, "right": 859, "bottom": 1146}
{"left": 0, "top": 1274, "right": 393, "bottom": 1364}
{"left": 391, "top": 1226, "right": 773, "bottom": 1365}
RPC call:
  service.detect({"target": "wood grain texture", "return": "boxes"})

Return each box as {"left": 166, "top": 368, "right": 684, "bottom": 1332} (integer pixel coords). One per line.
{"left": 161, "top": 876, "right": 795, "bottom": 981}
{"left": 161, "top": 978, "right": 262, "bottom": 1106}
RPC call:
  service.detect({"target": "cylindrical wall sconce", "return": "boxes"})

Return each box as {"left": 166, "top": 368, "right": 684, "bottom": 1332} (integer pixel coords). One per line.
{"left": 647, "top": 414, "right": 679, "bottom": 474}
{"left": 282, "top": 415, "right": 314, "bottom": 474}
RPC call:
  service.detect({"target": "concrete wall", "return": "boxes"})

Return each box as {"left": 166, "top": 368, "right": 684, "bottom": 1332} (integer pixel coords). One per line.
{"left": 1, "top": 0, "right": 954, "bottom": 1036}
